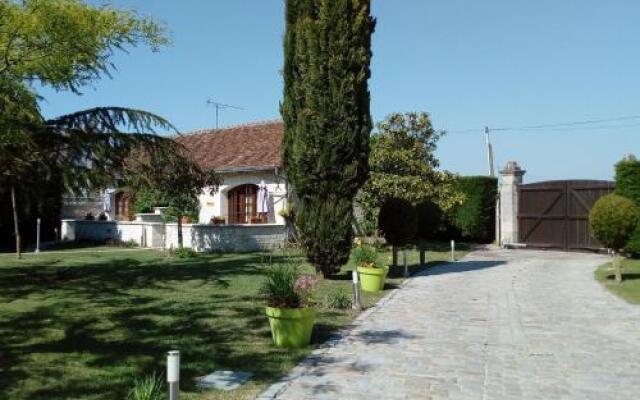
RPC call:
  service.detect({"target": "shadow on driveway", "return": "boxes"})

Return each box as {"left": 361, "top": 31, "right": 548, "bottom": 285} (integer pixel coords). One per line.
{"left": 419, "top": 260, "right": 506, "bottom": 277}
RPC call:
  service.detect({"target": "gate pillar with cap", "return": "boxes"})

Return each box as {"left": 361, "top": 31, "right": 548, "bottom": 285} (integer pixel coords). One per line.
{"left": 498, "top": 161, "right": 525, "bottom": 246}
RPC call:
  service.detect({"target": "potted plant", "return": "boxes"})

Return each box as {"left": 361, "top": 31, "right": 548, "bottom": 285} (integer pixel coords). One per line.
{"left": 354, "top": 245, "right": 388, "bottom": 292}
{"left": 261, "top": 264, "right": 316, "bottom": 348}
{"left": 210, "top": 216, "right": 226, "bottom": 225}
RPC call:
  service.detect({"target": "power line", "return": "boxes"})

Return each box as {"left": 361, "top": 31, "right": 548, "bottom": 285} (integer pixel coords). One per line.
{"left": 444, "top": 113, "right": 640, "bottom": 134}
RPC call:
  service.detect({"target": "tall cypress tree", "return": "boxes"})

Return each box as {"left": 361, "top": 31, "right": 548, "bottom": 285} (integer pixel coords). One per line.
{"left": 282, "top": 0, "right": 375, "bottom": 276}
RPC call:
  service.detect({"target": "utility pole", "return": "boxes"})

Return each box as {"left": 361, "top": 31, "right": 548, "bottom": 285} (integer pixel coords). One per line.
{"left": 485, "top": 126, "right": 495, "bottom": 177}
{"left": 205, "top": 99, "right": 243, "bottom": 129}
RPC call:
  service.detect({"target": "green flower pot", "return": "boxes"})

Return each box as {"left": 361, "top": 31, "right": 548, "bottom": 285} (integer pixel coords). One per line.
{"left": 265, "top": 306, "right": 316, "bottom": 348}
{"left": 357, "top": 265, "right": 388, "bottom": 292}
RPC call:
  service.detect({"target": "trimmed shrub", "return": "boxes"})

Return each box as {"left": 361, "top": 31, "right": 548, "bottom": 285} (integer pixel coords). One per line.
{"left": 415, "top": 200, "right": 445, "bottom": 241}
{"left": 451, "top": 176, "right": 498, "bottom": 243}
{"left": 615, "top": 155, "right": 640, "bottom": 254}
{"left": 589, "top": 194, "right": 639, "bottom": 251}
{"left": 378, "top": 198, "right": 417, "bottom": 246}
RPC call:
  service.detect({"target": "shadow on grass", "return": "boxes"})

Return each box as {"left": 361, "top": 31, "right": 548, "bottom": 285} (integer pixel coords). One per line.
{"left": 603, "top": 273, "right": 640, "bottom": 282}
{"left": 0, "top": 252, "right": 312, "bottom": 400}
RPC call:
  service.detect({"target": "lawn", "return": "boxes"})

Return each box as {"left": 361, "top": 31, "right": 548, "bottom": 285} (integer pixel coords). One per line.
{"left": 595, "top": 257, "right": 640, "bottom": 304}
{"left": 0, "top": 243, "right": 467, "bottom": 400}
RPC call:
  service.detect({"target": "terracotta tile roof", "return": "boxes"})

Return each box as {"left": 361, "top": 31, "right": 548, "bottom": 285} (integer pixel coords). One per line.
{"left": 176, "top": 120, "right": 283, "bottom": 172}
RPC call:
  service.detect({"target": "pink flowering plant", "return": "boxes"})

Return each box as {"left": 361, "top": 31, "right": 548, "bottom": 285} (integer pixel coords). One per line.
{"left": 261, "top": 264, "right": 317, "bottom": 308}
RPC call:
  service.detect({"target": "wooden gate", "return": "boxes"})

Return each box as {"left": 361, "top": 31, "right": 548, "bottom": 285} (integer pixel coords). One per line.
{"left": 518, "top": 180, "right": 614, "bottom": 250}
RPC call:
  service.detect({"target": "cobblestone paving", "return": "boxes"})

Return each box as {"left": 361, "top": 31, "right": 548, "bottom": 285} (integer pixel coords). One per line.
{"left": 259, "top": 248, "right": 640, "bottom": 400}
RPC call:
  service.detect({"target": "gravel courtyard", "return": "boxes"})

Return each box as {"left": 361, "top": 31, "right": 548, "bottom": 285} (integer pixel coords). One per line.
{"left": 260, "top": 248, "right": 640, "bottom": 400}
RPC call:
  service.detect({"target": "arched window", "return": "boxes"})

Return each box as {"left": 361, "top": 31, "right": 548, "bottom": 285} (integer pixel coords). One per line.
{"left": 228, "top": 184, "right": 258, "bottom": 223}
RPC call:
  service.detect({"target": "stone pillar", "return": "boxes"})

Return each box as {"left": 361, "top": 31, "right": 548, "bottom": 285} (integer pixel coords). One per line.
{"left": 498, "top": 161, "right": 525, "bottom": 246}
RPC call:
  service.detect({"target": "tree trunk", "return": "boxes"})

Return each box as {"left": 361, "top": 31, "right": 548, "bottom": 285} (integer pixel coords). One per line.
{"left": 613, "top": 252, "right": 622, "bottom": 284}
{"left": 11, "top": 185, "right": 21, "bottom": 259}
{"left": 177, "top": 214, "right": 183, "bottom": 249}
{"left": 392, "top": 245, "right": 398, "bottom": 268}
{"left": 420, "top": 247, "right": 426, "bottom": 267}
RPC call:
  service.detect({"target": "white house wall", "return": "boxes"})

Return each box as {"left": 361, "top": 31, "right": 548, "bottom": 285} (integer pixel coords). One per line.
{"left": 198, "top": 170, "right": 287, "bottom": 225}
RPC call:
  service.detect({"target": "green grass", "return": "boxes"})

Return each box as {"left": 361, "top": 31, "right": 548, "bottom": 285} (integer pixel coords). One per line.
{"left": 595, "top": 257, "right": 640, "bottom": 304}
{"left": 0, "top": 243, "right": 467, "bottom": 400}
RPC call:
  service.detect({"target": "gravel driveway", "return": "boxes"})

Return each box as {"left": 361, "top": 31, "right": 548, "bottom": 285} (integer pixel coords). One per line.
{"left": 259, "top": 248, "right": 640, "bottom": 400}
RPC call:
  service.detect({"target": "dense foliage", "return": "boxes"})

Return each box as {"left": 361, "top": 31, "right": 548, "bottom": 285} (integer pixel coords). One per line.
{"left": 0, "top": 0, "right": 173, "bottom": 256}
{"left": 615, "top": 155, "right": 640, "bottom": 254}
{"left": 589, "top": 194, "right": 639, "bottom": 251}
{"left": 281, "top": 0, "right": 375, "bottom": 276}
{"left": 415, "top": 200, "right": 446, "bottom": 241}
{"left": 357, "top": 112, "right": 462, "bottom": 235}
{"left": 451, "top": 176, "right": 498, "bottom": 243}
{"left": 0, "top": 167, "right": 62, "bottom": 248}
{"left": 378, "top": 198, "right": 417, "bottom": 246}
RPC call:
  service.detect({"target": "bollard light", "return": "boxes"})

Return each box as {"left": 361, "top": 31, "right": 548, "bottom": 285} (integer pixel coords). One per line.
{"left": 450, "top": 240, "right": 456, "bottom": 262}
{"left": 352, "top": 270, "right": 361, "bottom": 310}
{"left": 167, "top": 350, "right": 180, "bottom": 400}
{"left": 35, "top": 218, "right": 41, "bottom": 253}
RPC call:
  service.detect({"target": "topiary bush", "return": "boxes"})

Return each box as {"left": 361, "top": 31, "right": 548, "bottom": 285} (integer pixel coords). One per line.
{"left": 451, "top": 176, "right": 498, "bottom": 243}
{"left": 589, "top": 194, "right": 640, "bottom": 283}
{"left": 379, "top": 198, "right": 417, "bottom": 246}
{"left": 378, "top": 198, "right": 417, "bottom": 269}
{"left": 415, "top": 200, "right": 445, "bottom": 241}
{"left": 615, "top": 155, "right": 640, "bottom": 255}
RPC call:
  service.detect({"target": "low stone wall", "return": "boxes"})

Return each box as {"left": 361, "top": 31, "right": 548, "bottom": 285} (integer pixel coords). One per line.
{"left": 61, "top": 219, "right": 285, "bottom": 252}
{"left": 165, "top": 223, "right": 286, "bottom": 252}
{"left": 61, "top": 220, "right": 164, "bottom": 248}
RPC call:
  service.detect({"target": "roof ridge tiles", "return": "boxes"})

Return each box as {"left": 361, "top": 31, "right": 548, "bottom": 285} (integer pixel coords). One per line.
{"left": 185, "top": 119, "right": 283, "bottom": 137}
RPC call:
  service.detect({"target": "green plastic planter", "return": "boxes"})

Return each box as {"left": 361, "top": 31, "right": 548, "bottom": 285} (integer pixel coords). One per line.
{"left": 357, "top": 265, "right": 388, "bottom": 292}
{"left": 265, "top": 306, "right": 316, "bottom": 348}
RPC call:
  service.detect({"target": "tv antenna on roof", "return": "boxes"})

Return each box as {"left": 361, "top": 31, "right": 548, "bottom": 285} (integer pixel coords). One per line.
{"left": 206, "top": 98, "right": 243, "bottom": 129}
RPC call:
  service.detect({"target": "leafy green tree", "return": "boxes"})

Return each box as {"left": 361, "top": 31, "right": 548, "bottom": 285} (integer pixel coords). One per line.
{"left": 124, "top": 148, "right": 219, "bottom": 249}
{"left": 357, "top": 112, "right": 463, "bottom": 235}
{"left": 589, "top": 194, "right": 640, "bottom": 283}
{"left": 281, "top": 0, "right": 375, "bottom": 277}
{"left": 0, "top": 0, "right": 173, "bottom": 257}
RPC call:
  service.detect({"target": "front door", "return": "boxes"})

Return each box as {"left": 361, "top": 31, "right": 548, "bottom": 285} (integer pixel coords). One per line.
{"left": 228, "top": 184, "right": 258, "bottom": 223}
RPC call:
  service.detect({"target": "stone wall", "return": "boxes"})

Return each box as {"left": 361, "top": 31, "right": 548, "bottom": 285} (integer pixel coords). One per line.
{"left": 164, "top": 223, "right": 285, "bottom": 252}
{"left": 61, "top": 219, "right": 285, "bottom": 252}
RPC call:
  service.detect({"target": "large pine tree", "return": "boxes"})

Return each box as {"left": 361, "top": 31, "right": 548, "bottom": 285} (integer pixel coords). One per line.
{"left": 281, "top": 0, "right": 375, "bottom": 276}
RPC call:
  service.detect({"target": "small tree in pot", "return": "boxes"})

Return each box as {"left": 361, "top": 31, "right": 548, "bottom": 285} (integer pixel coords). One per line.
{"left": 589, "top": 194, "right": 640, "bottom": 283}
{"left": 261, "top": 264, "right": 317, "bottom": 348}
{"left": 378, "top": 198, "right": 417, "bottom": 274}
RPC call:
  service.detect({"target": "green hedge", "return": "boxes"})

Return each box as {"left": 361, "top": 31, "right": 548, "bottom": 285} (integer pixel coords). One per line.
{"left": 451, "top": 176, "right": 498, "bottom": 243}
{"left": 615, "top": 155, "right": 640, "bottom": 254}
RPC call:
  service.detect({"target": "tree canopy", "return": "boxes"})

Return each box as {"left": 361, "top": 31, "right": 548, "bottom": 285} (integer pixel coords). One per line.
{"left": 357, "top": 112, "right": 463, "bottom": 234}
{"left": 0, "top": 0, "right": 173, "bottom": 256}
{"left": 0, "top": 0, "right": 167, "bottom": 92}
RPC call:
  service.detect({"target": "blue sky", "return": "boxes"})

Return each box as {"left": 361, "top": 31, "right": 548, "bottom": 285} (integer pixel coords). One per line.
{"left": 38, "top": 1, "right": 639, "bottom": 182}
